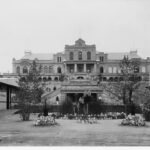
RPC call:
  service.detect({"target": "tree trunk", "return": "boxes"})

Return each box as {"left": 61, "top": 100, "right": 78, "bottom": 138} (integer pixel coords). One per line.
{"left": 87, "top": 103, "right": 89, "bottom": 115}
{"left": 123, "top": 88, "right": 126, "bottom": 105}
{"left": 123, "top": 86, "right": 128, "bottom": 114}
{"left": 129, "top": 89, "right": 133, "bottom": 104}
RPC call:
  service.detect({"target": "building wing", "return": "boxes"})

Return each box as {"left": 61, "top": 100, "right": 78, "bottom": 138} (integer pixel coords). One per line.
{"left": 107, "top": 51, "right": 140, "bottom": 60}
{"left": 21, "top": 53, "right": 53, "bottom": 60}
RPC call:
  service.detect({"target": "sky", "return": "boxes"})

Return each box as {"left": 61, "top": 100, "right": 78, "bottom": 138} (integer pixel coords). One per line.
{"left": 0, "top": 0, "right": 150, "bottom": 73}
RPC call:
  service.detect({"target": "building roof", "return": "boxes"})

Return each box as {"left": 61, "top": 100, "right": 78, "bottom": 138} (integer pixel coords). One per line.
{"left": 0, "top": 78, "right": 19, "bottom": 87}
{"left": 21, "top": 52, "right": 53, "bottom": 60}
{"left": 107, "top": 51, "right": 140, "bottom": 60}
{"left": 21, "top": 50, "right": 140, "bottom": 61}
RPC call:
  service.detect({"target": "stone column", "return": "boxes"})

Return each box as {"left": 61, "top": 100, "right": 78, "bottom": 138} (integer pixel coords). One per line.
{"left": 64, "top": 63, "right": 67, "bottom": 73}
{"left": 84, "top": 64, "right": 86, "bottom": 73}
{"left": 74, "top": 64, "right": 77, "bottom": 73}
{"left": 94, "top": 63, "right": 97, "bottom": 73}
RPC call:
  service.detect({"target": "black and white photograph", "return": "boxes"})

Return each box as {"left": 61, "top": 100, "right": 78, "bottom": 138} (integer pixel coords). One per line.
{"left": 0, "top": 0, "right": 150, "bottom": 147}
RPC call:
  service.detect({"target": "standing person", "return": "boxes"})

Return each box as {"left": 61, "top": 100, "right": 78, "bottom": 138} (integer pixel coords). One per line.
{"left": 79, "top": 96, "right": 84, "bottom": 114}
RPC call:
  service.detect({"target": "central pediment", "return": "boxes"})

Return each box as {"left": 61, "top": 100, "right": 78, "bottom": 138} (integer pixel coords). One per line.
{"left": 75, "top": 38, "right": 86, "bottom": 47}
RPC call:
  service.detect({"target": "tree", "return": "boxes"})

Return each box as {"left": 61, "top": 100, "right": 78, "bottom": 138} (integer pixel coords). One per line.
{"left": 59, "top": 73, "right": 65, "bottom": 81}
{"left": 133, "top": 82, "right": 150, "bottom": 120}
{"left": 17, "top": 60, "right": 45, "bottom": 121}
{"left": 102, "top": 56, "right": 141, "bottom": 113}
{"left": 120, "top": 56, "right": 141, "bottom": 104}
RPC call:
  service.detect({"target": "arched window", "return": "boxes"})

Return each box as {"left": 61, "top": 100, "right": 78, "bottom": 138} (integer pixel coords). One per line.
{"left": 54, "top": 77, "right": 58, "bottom": 81}
{"left": 43, "top": 77, "right": 47, "bottom": 82}
{"left": 56, "top": 96, "right": 59, "bottom": 102}
{"left": 100, "top": 67, "right": 104, "bottom": 73}
{"left": 23, "top": 66, "right": 28, "bottom": 74}
{"left": 70, "top": 52, "right": 74, "bottom": 60}
{"left": 48, "top": 77, "right": 52, "bottom": 81}
{"left": 119, "top": 77, "right": 123, "bottom": 81}
{"left": 87, "top": 51, "right": 91, "bottom": 60}
{"left": 78, "top": 51, "right": 82, "bottom": 60}
{"left": 44, "top": 66, "right": 48, "bottom": 74}
{"left": 38, "top": 77, "right": 42, "bottom": 81}
{"left": 16, "top": 66, "right": 20, "bottom": 74}
{"left": 77, "top": 76, "right": 84, "bottom": 79}
{"left": 103, "top": 77, "right": 107, "bottom": 81}
{"left": 57, "top": 67, "right": 61, "bottom": 73}
{"left": 114, "top": 77, "right": 118, "bottom": 82}
{"left": 134, "top": 66, "right": 139, "bottom": 73}
{"left": 109, "top": 77, "right": 114, "bottom": 82}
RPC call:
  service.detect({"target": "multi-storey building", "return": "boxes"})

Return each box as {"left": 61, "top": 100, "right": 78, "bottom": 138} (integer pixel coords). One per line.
{"left": 5, "top": 39, "right": 150, "bottom": 105}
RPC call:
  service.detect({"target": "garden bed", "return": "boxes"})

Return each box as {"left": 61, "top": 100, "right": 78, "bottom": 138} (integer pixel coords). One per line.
{"left": 121, "top": 114, "right": 145, "bottom": 126}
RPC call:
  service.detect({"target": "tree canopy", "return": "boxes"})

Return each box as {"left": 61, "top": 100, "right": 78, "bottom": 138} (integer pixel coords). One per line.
{"left": 16, "top": 60, "right": 45, "bottom": 120}
{"left": 102, "top": 56, "right": 141, "bottom": 105}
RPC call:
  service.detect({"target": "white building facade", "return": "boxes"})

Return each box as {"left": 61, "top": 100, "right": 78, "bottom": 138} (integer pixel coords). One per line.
{"left": 4, "top": 39, "right": 150, "bottom": 105}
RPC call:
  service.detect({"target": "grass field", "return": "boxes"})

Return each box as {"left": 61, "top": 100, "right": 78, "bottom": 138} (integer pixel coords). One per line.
{"left": 0, "top": 110, "right": 150, "bottom": 146}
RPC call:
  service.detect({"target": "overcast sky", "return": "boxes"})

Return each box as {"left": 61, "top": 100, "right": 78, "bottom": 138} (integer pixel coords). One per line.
{"left": 0, "top": 0, "right": 150, "bottom": 73}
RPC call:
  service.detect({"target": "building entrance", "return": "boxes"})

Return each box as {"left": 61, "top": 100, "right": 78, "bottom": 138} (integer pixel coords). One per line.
{"left": 66, "top": 93, "right": 97, "bottom": 114}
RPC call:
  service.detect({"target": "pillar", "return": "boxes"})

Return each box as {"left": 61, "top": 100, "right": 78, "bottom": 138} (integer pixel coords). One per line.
{"left": 6, "top": 86, "right": 10, "bottom": 109}
{"left": 84, "top": 64, "right": 86, "bottom": 73}
{"left": 64, "top": 63, "right": 67, "bottom": 73}
{"left": 9, "top": 89, "right": 12, "bottom": 109}
{"left": 74, "top": 64, "right": 77, "bottom": 73}
{"left": 94, "top": 63, "right": 97, "bottom": 73}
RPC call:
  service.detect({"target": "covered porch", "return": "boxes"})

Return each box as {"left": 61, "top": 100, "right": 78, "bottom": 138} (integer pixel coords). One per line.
{"left": 61, "top": 85, "right": 102, "bottom": 114}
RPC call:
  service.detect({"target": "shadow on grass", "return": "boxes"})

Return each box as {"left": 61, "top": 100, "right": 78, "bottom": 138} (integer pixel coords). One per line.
{"left": 14, "top": 119, "right": 34, "bottom": 122}
{"left": 32, "top": 122, "right": 60, "bottom": 128}
{"left": 118, "top": 123, "right": 150, "bottom": 128}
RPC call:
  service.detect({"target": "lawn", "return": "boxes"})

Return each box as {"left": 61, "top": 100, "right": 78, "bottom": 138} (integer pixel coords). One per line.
{"left": 0, "top": 110, "right": 150, "bottom": 146}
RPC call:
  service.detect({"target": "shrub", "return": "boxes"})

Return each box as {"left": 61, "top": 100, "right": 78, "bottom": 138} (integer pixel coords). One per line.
{"left": 19, "top": 103, "right": 31, "bottom": 121}
{"left": 143, "top": 109, "right": 150, "bottom": 121}
{"left": 121, "top": 114, "right": 145, "bottom": 126}
{"left": 68, "top": 114, "right": 75, "bottom": 120}
{"left": 35, "top": 115, "right": 56, "bottom": 126}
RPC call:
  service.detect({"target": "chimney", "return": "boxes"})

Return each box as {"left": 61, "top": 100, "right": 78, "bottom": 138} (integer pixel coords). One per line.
{"left": 147, "top": 57, "right": 150, "bottom": 60}
{"left": 130, "top": 50, "right": 137, "bottom": 55}
{"left": 24, "top": 50, "right": 32, "bottom": 55}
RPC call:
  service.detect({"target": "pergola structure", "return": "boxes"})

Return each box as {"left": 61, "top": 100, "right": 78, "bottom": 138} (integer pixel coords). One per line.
{"left": 0, "top": 78, "right": 19, "bottom": 109}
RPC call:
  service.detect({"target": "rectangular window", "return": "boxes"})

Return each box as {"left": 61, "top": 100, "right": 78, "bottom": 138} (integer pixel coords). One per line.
{"left": 87, "top": 52, "right": 91, "bottom": 60}
{"left": 57, "top": 57, "right": 61, "bottom": 62}
{"left": 108, "top": 67, "right": 112, "bottom": 73}
{"left": 70, "top": 52, "right": 74, "bottom": 60}
{"left": 113, "top": 67, "right": 117, "bottom": 73}
{"left": 141, "top": 66, "right": 146, "bottom": 73}
{"left": 78, "top": 51, "right": 82, "bottom": 60}
{"left": 118, "top": 68, "right": 121, "bottom": 74}
{"left": 99, "top": 56, "right": 104, "bottom": 62}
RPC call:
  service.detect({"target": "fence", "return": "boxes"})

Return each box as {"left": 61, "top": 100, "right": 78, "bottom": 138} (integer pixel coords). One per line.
{"left": 89, "top": 103, "right": 142, "bottom": 114}
{"left": 14, "top": 103, "right": 142, "bottom": 114}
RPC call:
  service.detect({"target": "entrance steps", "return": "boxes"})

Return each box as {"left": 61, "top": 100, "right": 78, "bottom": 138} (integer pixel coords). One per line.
{"left": 41, "top": 87, "right": 61, "bottom": 105}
